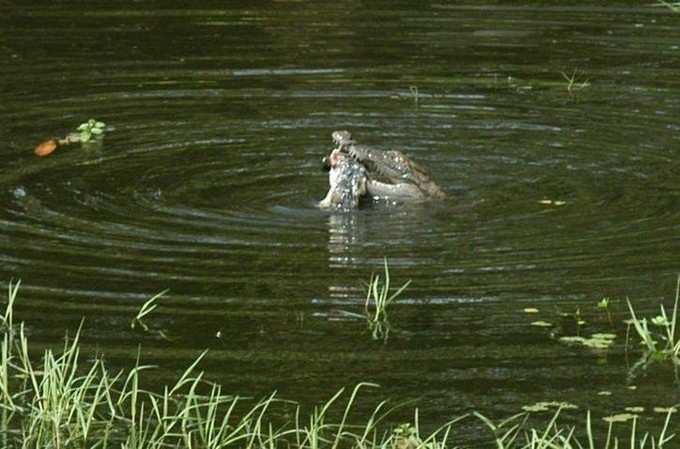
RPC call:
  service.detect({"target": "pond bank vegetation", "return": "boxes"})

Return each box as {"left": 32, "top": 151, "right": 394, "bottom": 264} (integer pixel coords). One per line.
{"left": 0, "top": 280, "right": 677, "bottom": 448}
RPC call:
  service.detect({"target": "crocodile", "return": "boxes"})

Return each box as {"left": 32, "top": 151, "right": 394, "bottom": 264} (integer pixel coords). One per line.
{"left": 330, "top": 130, "right": 446, "bottom": 201}
{"left": 318, "top": 148, "right": 367, "bottom": 210}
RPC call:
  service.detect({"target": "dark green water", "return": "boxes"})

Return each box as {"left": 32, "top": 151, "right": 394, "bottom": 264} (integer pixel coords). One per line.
{"left": 1, "top": 1, "right": 679, "bottom": 443}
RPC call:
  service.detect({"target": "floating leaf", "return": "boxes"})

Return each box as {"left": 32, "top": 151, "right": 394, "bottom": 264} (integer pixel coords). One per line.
{"left": 523, "top": 308, "right": 539, "bottom": 313}
{"left": 603, "top": 413, "right": 636, "bottom": 423}
{"left": 559, "top": 336, "right": 586, "bottom": 345}
{"left": 583, "top": 339, "right": 613, "bottom": 349}
{"left": 522, "top": 403, "right": 550, "bottom": 412}
{"left": 591, "top": 333, "right": 616, "bottom": 340}
{"left": 523, "top": 401, "right": 577, "bottom": 412}
{"left": 625, "top": 406, "right": 644, "bottom": 413}
{"left": 627, "top": 385, "right": 637, "bottom": 390}
{"left": 531, "top": 321, "right": 553, "bottom": 327}
{"left": 552, "top": 401, "right": 578, "bottom": 410}
{"left": 653, "top": 406, "right": 677, "bottom": 414}
{"left": 597, "top": 391, "right": 612, "bottom": 396}
{"left": 34, "top": 139, "right": 58, "bottom": 157}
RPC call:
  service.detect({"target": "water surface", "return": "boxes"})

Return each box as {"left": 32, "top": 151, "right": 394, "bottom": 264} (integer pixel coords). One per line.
{"left": 1, "top": 1, "right": 680, "bottom": 443}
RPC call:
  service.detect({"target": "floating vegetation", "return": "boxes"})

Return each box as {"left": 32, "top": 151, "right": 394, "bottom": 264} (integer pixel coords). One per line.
{"left": 522, "top": 401, "right": 578, "bottom": 413}
{"left": 34, "top": 118, "right": 107, "bottom": 157}
{"left": 625, "top": 275, "right": 680, "bottom": 366}
{"left": 530, "top": 320, "right": 553, "bottom": 327}
{"left": 76, "top": 118, "right": 106, "bottom": 143}
{"left": 558, "top": 332, "right": 616, "bottom": 350}
{"left": 523, "top": 307, "right": 539, "bottom": 314}
{"left": 604, "top": 413, "right": 637, "bottom": 424}
{"left": 33, "top": 139, "right": 59, "bottom": 157}
{"left": 364, "top": 259, "right": 411, "bottom": 341}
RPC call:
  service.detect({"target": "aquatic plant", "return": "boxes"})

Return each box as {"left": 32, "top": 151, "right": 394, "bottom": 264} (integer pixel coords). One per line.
{"left": 364, "top": 259, "right": 411, "bottom": 341}
{"left": 34, "top": 119, "right": 107, "bottom": 157}
{"left": 561, "top": 69, "right": 590, "bottom": 94}
{"left": 626, "top": 276, "right": 680, "bottom": 364}
{"left": 130, "top": 289, "right": 166, "bottom": 331}
{"left": 476, "top": 407, "right": 675, "bottom": 449}
{"left": 76, "top": 119, "right": 106, "bottom": 143}
{"left": 597, "top": 297, "right": 614, "bottom": 326}
{"left": 0, "top": 282, "right": 677, "bottom": 448}
{"left": 408, "top": 86, "right": 420, "bottom": 105}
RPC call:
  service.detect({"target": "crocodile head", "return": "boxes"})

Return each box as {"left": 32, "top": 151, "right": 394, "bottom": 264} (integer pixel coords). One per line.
{"left": 332, "top": 130, "right": 354, "bottom": 148}
{"left": 329, "top": 130, "right": 446, "bottom": 200}
{"left": 318, "top": 149, "right": 367, "bottom": 210}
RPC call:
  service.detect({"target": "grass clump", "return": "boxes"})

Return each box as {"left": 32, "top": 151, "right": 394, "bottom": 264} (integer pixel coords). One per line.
{"left": 364, "top": 259, "right": 411, "bottom": 341}
{"left": 560, "top": 69, "right": 590, "bottom": 95}
{"left": 626, "top": 275, "right": 680, "bottom": 366}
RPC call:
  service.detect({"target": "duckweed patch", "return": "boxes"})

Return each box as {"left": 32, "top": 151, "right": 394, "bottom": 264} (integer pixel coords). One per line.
{"left": 559, "top": 333, "right": 616, "bottom": 350}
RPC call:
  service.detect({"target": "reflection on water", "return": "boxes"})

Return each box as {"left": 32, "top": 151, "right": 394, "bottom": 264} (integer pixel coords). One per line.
{"left": 1, "top": 0, "right": 680, "bottom": 443}
{"left": 327, "top": 212, "right": 365, "bottom": 269}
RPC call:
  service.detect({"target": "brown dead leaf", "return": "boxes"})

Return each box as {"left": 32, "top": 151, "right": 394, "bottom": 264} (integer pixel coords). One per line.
{"left": 34, "top": 139, "right": 58, "bottom": 157}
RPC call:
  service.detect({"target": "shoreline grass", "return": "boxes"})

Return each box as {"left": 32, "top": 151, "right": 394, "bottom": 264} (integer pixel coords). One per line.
{"left": 1, "top": 282, "right": 678, "bottom": 448}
